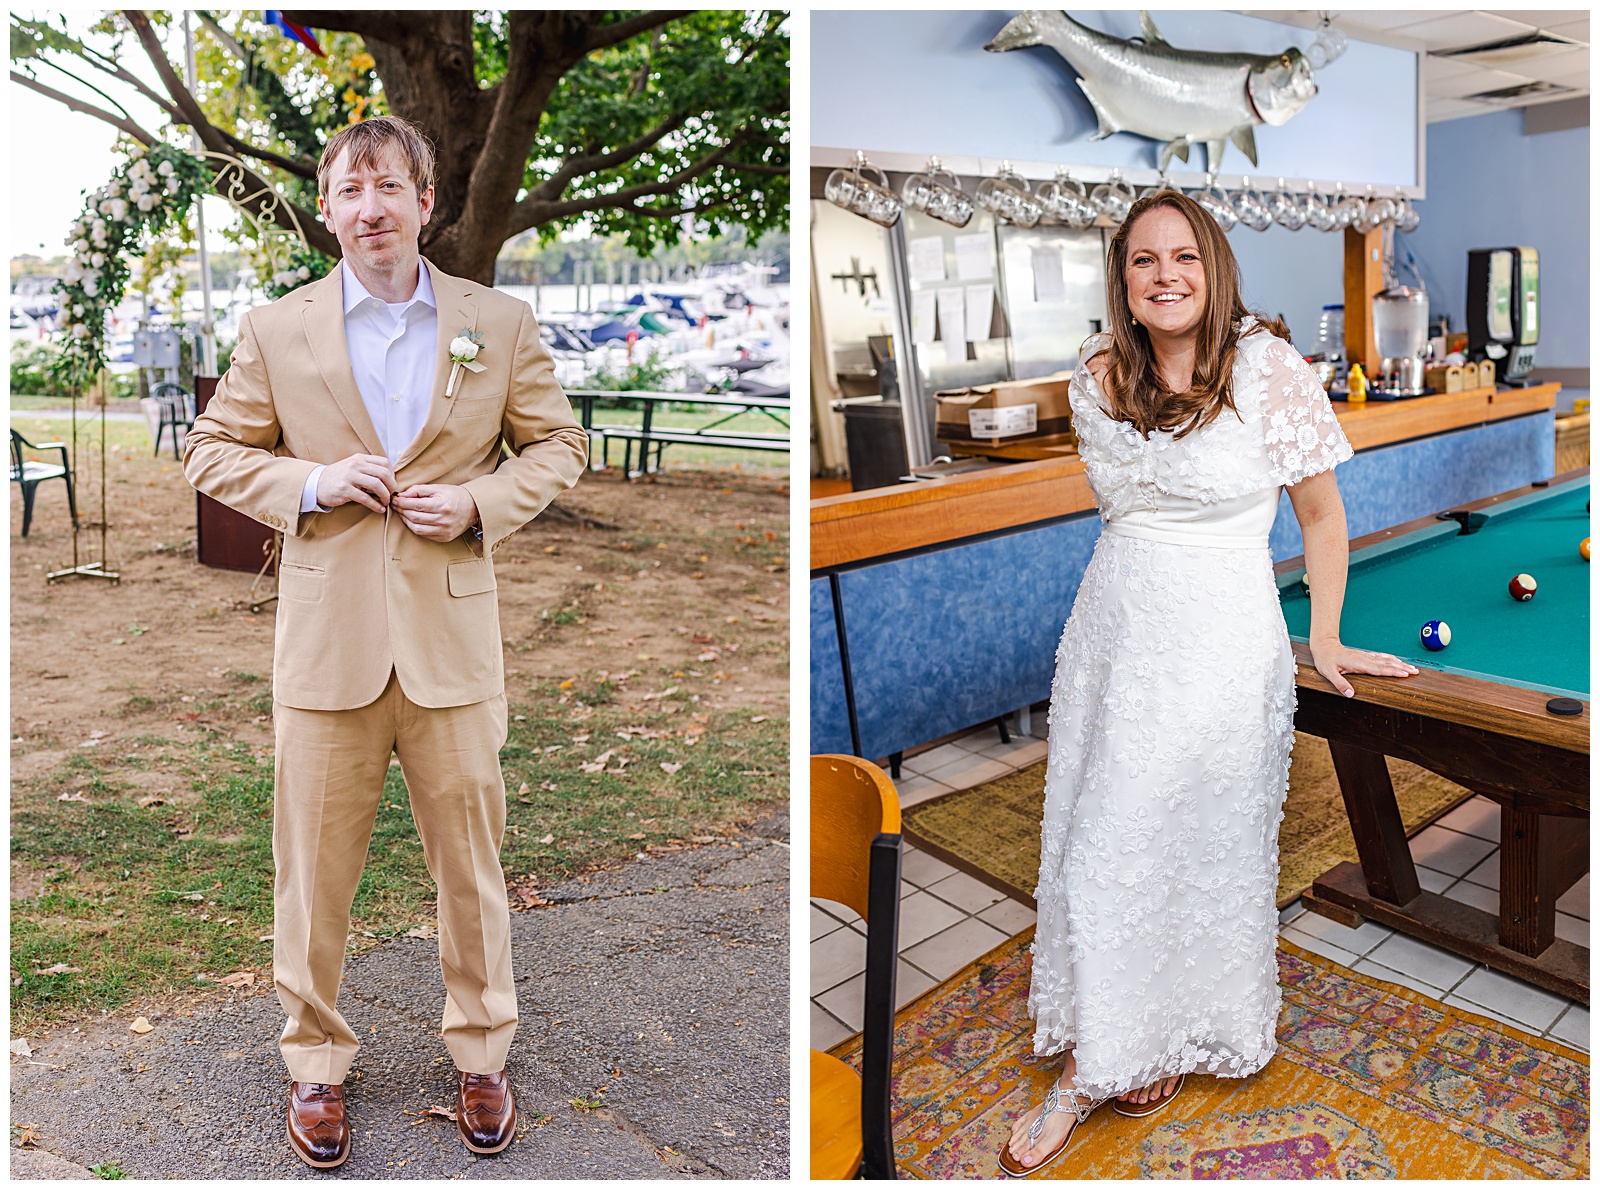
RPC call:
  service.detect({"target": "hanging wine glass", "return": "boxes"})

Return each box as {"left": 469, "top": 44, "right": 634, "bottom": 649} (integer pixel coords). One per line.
{"left": 1037, "top": 169, "right": 1096, "bottom": 228}
{"left": 1231, "top": 176, "right": 1273, "bottom": 232}
{"left": 1267, "top": 178, "right": 1308, "bottom": 231}
{"left": 1090, "top": 169, "right": 1136, "bottom": 223}
{"left": 1189, "top": 173, "right": 1237, "bottom": 232}
{"left": 1303, "top": 182, "right": 1340, "bottom": 232}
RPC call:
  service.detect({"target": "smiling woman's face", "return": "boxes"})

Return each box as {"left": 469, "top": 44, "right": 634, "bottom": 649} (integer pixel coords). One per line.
{"left": 318, "top": 142, "right": 434, "bottom": 275}
{"left": 1123, "top": 205, "right": 1208, "bottom": 342}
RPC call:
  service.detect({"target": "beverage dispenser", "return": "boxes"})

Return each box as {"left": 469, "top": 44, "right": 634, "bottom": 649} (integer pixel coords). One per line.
{"left": 1467, "top": 247, "right": 1539, "bottom": 384}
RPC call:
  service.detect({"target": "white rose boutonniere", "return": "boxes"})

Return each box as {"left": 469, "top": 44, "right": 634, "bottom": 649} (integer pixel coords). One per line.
{"left": 446, "top": 327, "right": 486, "bottom": 397}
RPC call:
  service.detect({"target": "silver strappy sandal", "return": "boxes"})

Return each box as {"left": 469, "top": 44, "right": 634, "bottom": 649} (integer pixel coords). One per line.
{"left": 997, "top": 1080, "right": 1103, "bottom": 1178}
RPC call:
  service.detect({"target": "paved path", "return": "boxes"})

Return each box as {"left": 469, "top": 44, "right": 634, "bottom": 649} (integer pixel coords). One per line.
{"left": 10, "top": 812, "right": 789, "bottom": 1179}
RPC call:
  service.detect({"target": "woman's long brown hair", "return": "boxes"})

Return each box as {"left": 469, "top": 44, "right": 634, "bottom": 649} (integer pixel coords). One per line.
{"left": 1095, "top": 190, "right": 1293, "bottom": 440}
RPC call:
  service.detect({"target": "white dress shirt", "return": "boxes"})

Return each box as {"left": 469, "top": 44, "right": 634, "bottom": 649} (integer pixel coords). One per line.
{"left": 300, "top": 260, "right": 439, "bottom": 512}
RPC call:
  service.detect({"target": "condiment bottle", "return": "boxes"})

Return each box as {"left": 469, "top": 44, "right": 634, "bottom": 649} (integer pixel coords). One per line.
{"left": 1346, "top": 362, "right": 1368, "bottom": 404}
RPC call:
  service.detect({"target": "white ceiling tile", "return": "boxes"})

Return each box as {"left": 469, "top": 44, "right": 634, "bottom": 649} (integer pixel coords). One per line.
{"left": 1542, "top": 18, "right": 1590, "bottom": 41}
{"left": 1338, "top": 12, "right": 1474, "bottom": 34}
{"left": 1393, "top": 11, "right": 1539, "bottom": 47}
{"left": 1537, "top": 46, "right": 1589, "bottom": 75}
{"left": 1482, "top": 11, "right": 1589, "bottom": 29}
{"left": 1427, "top": 64, "right": 1540, "bottom": 99}
{"left": 1423, "top": 54, "right": 1485, "bottom": 81}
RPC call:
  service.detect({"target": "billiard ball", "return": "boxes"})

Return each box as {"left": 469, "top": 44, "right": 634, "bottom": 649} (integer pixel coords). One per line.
{"left": 1300, "top": 574, "right": 1311, "bottom": 595}
{"left": 1420, "top": 620, "right": 1451, "bottom": 651}
{"left": 1582, "top": 537, "right": 1591, "bottom": 561}
{"left": 1508, "top": 573, "right": 1537, "bottom": 601}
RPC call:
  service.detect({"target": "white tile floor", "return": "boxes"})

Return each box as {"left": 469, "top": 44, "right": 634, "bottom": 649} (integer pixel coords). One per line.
{"left": 811, "top": 721, "right": 1591, "bottom": 1056}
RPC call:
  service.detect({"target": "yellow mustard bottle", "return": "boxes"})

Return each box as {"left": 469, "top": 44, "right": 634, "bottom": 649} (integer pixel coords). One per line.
{"left": 1346, "top": 362, "right": 1368, "bottom": 404}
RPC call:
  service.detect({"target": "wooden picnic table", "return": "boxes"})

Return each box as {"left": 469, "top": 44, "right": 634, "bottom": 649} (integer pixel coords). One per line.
{"left": 568, "top": 389, "right": 791, "bottom": 477}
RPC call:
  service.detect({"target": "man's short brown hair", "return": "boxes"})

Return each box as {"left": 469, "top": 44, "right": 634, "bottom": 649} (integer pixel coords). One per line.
{"left": 316, "top": 115, "right": 436, "bottom": 205}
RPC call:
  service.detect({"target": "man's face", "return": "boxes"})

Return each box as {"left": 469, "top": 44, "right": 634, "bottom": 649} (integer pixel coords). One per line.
{"left": 318, "top": 143, "right": 434, "bottom": 273}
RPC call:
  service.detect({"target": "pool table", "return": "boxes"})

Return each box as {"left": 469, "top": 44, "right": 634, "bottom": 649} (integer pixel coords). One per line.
{"left": 1277, "top": 469, "right": 1590, "bottom": 1003}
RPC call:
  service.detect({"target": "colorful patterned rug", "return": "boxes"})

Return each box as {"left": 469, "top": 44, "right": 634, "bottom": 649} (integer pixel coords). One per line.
{"left": 833, "top": 931, "right": 1589, "bottom": 1179}
{"left": 902, "top": 733, "right": 1474, "bottom": 910}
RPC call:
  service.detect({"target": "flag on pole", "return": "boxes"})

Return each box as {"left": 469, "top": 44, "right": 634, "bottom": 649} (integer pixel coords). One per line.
{"left": 264, "top": 10, "right": 325, "bottom": 58}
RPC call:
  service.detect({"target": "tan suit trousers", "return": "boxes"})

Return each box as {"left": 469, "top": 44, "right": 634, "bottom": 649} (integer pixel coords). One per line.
{"left": 272, "top": 670, "right": 516, "bottom": 1083}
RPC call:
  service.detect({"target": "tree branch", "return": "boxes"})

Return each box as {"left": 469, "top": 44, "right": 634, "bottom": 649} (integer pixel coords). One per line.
{"left": 528, "top": 111, "right": 690, "bottom": 202}
{"left": 212, "top": 127, "right": 319, "bottom": 181}
{"left": 120, "top": 11, "right": 339, "bottom": 257}
{"left": 583, "top": 11, "right": 685, "bottom": 56}
{"left": 10, "top": 70, "right": 157, "bottom": 145}
{"left": 507, "top": 127, "right": 785, "bottom": 235}
{"left": 122, "top": 11, "right": 220, "bottom": 148}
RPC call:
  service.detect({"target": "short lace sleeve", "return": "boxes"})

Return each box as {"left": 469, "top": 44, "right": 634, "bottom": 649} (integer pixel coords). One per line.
{"left": 1254, "top": 334, "right": 1353, "bottom": 486}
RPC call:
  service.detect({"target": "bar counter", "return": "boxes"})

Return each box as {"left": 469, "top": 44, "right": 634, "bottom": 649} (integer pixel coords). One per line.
{"left": 813, "top": 382, "right": 1559, "bottom": 570}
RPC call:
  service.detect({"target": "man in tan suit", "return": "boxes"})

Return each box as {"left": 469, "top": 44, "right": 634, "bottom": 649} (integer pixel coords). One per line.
{"left": 184, "top": 116, "right": 588, "bottom": 1168}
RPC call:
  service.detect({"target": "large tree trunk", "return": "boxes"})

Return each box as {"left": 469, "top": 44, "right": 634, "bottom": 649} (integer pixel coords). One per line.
{"left": 282, "top": 11, "right": 603, "bottom": 286}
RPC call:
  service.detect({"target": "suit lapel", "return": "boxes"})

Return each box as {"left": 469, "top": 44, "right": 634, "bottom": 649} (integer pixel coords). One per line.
{"left": 396, "top": 257, "right": 480, "bottom": 471}
{"left": 300, "top": 266, "right": 385, "bottom": 457}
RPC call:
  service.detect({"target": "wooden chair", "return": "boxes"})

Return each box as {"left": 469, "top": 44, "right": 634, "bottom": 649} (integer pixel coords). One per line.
{"left": 10, "top": 429, "right": 78, "bottom": 538}
{"left": 811, "top": 754, "right": 902, "bottom": 1179}
{"left": 151, "top": 381, "right": 194, "bottom": 460}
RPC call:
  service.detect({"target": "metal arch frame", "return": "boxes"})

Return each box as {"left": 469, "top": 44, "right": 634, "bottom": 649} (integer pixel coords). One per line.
{"left": 199, "top": 150, "right": 316, "bottom": 272}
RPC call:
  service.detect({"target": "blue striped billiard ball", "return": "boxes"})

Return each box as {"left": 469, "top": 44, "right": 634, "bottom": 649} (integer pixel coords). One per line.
{"left": 1420, "top": 620, "right": 1451, "bottom": 651}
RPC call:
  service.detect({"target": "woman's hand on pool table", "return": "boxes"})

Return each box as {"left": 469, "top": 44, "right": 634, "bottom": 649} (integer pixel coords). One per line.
{"left": 1309, "top": 639, "right": 1420, "bottom": 698}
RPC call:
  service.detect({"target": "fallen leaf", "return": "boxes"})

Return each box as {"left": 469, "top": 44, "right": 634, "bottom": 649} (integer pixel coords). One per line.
{"left": 517, "top": 783, "right": 530, "bottom": 796}
{"left": 659, "top": 762, "right": 682, "bottom": 774}
{"left": 405, "top": 926, "right": 436, "bottom": 939}
{"left": 137, "top": 794, "right": 168, "bottom": 807}
{"left": 181, "top": 892, "right": 205, "bottom": 901}
{"left": 10, "top": 1038, "right": 32, "bottom": 1057}
{"left": 15, "top": 1123, "right": 41, "bottom": 1148}
{"left": 425, "top": 1104, "right": 458, "bottom": 1122}
{"left": 540, "top": 833, "right": 555, "bottom": 845}
{"left": 216, "top": 971, "right": 255, "bottom": 988}
{"left": 697, "top": 651, "right": 719, "bottom": 661}
{"left": 31, "top": 964, "right": 81, "bottom": 976}
{"left": 57, "top": 791, "right": 89, "bottom": 803}
{"left": 751, "top": 715, "right": 768, "bottom": 723}
{"left": 129, "top": 1017, "right": 154, "bottom": 1034}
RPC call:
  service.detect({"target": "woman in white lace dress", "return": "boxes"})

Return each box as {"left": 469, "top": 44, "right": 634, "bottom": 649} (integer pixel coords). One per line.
{"left": 1001, "top": 192, "right": 1418, "bottom": 1177}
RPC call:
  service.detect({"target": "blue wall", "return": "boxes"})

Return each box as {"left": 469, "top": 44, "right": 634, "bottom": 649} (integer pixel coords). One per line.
{"left": 812, "top": 10, "right": 1419, "bottom": 185}
{"left": 1227, "top": 221, "right": 1346, "bottom": 355}
{"left": 1404, "top": 109, "right": 1590, "bottom": 371}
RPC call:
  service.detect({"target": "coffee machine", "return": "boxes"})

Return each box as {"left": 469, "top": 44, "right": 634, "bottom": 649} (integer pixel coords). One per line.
{"left": 1467, "top": 247, "right": 1539, "bottom": 384}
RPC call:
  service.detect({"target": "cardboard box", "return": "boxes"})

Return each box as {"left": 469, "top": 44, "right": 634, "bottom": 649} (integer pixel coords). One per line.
{"left": 934, "top": 372, "right": 1074, "bottom": 443}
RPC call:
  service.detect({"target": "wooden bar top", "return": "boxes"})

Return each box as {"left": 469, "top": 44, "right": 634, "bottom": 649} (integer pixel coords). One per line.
{"left": 812, "top": 382, "right": 1559, "bottom": 571}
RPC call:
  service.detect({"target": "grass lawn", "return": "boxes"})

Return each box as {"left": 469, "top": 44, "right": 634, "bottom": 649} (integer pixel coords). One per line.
{"left": 11, "top": 674, "right": 783, "bottom": 1032}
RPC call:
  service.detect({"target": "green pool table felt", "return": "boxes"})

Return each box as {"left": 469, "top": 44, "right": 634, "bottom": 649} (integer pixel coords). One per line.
{"left": 1279, "top": 478, "right": 1590, "bottom": 701}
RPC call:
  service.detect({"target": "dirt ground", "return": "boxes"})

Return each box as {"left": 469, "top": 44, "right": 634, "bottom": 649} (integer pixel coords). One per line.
{"left": 11, "top": 420, "right": 787, "bottom": 754}
{"left": 10, "top": 411, "right": 789, "bottom": 1004}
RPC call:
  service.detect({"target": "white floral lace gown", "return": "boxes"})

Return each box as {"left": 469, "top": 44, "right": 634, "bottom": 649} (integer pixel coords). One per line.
{"left": 1030, "top": 319, "right": 1352, "bottom": 1099}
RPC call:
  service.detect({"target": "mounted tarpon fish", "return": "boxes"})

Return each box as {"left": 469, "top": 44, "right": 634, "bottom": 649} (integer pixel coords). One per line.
{"left": 984, "top": 10, "right": 1317, "bottom": 173}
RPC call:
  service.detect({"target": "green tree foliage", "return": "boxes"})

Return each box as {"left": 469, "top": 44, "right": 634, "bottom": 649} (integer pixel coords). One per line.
{"left": 11, "top": 10, "right": 790, "bottom": 285}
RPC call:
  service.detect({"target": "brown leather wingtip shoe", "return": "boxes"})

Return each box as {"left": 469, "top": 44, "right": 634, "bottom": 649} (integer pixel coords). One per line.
{"left": 457, "top": 1069, "right": 517, "bottom": 1154}
{"left": 287, "top": 1080, "right": 350, "bottom": 1169}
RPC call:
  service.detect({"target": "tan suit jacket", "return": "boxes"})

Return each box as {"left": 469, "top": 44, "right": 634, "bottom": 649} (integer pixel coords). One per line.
{"left": 184, "top": 258, "right": 589, "bottom": 711}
